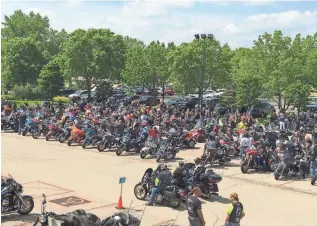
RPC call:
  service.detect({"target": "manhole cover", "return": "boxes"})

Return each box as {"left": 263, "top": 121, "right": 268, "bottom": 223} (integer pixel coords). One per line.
{"left": 50, "top": 196, "right": 90, "bottom": 207}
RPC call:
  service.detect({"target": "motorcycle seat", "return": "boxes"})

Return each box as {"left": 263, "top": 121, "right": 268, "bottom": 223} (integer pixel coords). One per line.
{"left": 164, "top": 185, "right": 177, "bottom": 192}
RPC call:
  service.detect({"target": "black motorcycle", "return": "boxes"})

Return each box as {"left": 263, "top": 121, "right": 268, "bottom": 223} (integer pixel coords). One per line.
{"left": 274, "top": 155, "right": 306, "bottom": 180}
{"left": 140, "top": 139, "right": 160, "bottom": 159}
{"left": 58, "top": 126, "right": 72, "bottom": 143}
{"left": 1, "top": 118, "right": 16, "bottom": 131}
{"left": 116, "top": 132, "right": 143, "bottom": 156}
{"left": 32, "top": 121, "right": 49, "bottom": 139}
{"left": 1, "top": 174, "right": 34, "bottom": 215}
{"left": 134, "top": 168, "right": 184, "bottom": 208}
{"left": 97, "top": 132, "right": 118, "bottom": 152}
{"left": 156, "top": 139, "right": 178, "bottom": 162}
{"left": 191, "top": 169, "right": 222, "bottom": 199}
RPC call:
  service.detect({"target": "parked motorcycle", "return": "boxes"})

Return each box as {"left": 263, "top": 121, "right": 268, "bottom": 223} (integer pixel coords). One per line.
{"left": 82, "top": 126, "right": 101, "bottom": 149}
{"left": 22, "top": 118, "right": 36, "bottom": 136}
{"left": 97, "top": 132, "right": 118, "bottom": 152}
{"left": 67, "top": 125, "right": 85, "bottom": 146}
{"left": 140, "top": 139, "right": 159, "bottom": 159}
{"left": 116, "top": 132, "right": 143, "bottom": 156}
{"left": 1, "top": 118, "right": 16, "bottom": 131}
{"left": 58, "top": 126, "right": 71, "bottom": 143}
{"left": 274, "top": 155, "right": 306, "bottom": 180}
{"left": 156, "top": 139, "right": 178, "bottom": 162}
{"left": 45, "top": 124, "right": 62, "bottom": 141}
{"left": 1, "top": 174, "right": 34, "bottom": 215}
{"left": 32, "top": 120, "right": 49, "bottom": 139}
{"left": 167, "top": 128, "right": 196, "bottom": 149}
{"left": 134, "top": 168, "right": 184, "bottom": 208}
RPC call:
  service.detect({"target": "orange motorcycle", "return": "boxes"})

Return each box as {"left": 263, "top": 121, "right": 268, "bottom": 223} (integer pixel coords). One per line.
{"left": 67, "top": 126, "right": 85, "bottom": 146}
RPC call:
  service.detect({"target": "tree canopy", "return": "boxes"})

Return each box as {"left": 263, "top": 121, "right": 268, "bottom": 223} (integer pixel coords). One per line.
{"left": 2, "top": 9, "right": 317, "bottom": 109}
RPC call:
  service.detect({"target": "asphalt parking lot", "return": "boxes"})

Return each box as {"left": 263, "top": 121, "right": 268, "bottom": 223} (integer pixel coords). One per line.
{"left": 2, "top": 133, "right": 317, "bottom": 226}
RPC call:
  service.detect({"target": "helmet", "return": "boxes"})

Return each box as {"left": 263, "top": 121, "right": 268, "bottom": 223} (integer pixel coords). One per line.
{"left": 178, "top": 161, "right": 185, "bottom": 167}
{"left": 209, "top": 133, "right": 215, "bottom": 141}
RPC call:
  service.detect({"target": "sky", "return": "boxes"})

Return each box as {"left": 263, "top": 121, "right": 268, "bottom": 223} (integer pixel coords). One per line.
{"left": 1, "top": 0, "right": 317, "bottom": 48}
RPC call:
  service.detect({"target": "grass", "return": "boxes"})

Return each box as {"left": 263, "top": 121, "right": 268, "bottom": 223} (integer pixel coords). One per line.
{"left": 11, "top": 100, "right": 44, "bottom": 107}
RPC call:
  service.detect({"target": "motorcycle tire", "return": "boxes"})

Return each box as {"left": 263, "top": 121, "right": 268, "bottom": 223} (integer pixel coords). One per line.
{"left": 32, "top": 130, "right": 40, "bottom": 139}
{"left": 22, "top": 130, "right": 27, "bottom": 136}
{"left": 240, "top": 163, "right": 249, "bottom": 174}
{"left": 274, "top": 172, "right": 280, "bottom": 180}
{"left": 82, "top": 142, "right": 87, "bottom": 149}
{"left": 116, "top": 147, "right": 124, "bottom": 156}
{"left": 156, "top": 155, "right": 161, "bottom": 163}
{"left": 67, "top": 140, "right": 72, "bottom": 146}
{"left": 169, "top": 196, "right": 181, "bottom": 208}
{"left": 140, "top": 151, "right": 147, "bottom": 159}
{"left": 45, "top": 134, "right": 51, "bottom": 141}
{"left": 17, "top": 197, "right": 34, "bottom": 215}
{"left": 134, "top": 183, "right": 147, "bottom": 200}
{"left": 97, "top": 142, "right": 106, "bottom": 152}
{"left": 268, "top": 160, "right": 277, "bottom": 172}
{"left": 188, "top": 140, "right": 195, "bottom": 149}
{"left": 311, "top": 172, "right": 317, "bottom": 185}
{"left": 59, "top": 135, "right": 65, "bottom": 143}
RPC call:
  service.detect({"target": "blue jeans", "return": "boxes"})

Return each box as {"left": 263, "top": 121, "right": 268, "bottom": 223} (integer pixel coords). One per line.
{"left": 149, "top": 187, "right": 159, "bottom": 204}
{"left": 226, "top": 222, "right": 240, "bottom": 226}
{"left": 310, "top": 161, "right": 317, "bottom": 177}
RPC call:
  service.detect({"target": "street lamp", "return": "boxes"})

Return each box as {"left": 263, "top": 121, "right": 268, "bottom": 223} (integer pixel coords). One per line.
{"left": 194, "top": 33, "right": 213, "bottom": 110}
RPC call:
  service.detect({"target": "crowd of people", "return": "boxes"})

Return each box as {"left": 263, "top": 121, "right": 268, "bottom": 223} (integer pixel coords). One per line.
{"left": 2, "top": 96, "right": 317, "bottom": 226}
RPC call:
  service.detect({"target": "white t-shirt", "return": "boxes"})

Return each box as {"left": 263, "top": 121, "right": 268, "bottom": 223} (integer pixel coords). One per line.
{"left": 240, "top": 137, "right": 252, "bottom": 148}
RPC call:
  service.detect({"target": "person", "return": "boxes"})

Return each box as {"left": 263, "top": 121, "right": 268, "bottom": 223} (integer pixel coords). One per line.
{"left": 309, "top": 140, "right": 317, "bottom": 177}
{"left": 187, "top": 187, "right": 205, "bottom": 226}
{"left": 172, "top": 161, "right": 187, "bottom": 192}
{"left": 146, "top": 164, "right": 172, "bottom": 206}
{"left": 224, "top": 192, "right": 245, "bottom": 226}
{"left": 239, "top": 133, "right": 252, "bottom": 159}
{"left": 279, "top": 113, "right": 285, "bottom": 130}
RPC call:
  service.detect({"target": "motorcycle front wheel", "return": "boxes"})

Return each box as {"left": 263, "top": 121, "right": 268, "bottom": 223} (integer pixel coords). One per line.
{"left": 97, "top": 142, "right": 106, "bottom": 152}
{"left": 156, "top": 155, "right": 161, "bottom": 162}
{"left": 32, "top": 130, "right": 41, "bottom": 139}
{"left": 116, "top": 147, "right": 124, "bottom": 156}
{"left": 240, "top": 163, "right": 249, "bottom": 174}
{"left": 134, "top": 183, "right": 147, "bottom": 200}
{"left": 59, "top": 134, "right": 66, "bottom": 143}
{"left": 17, "top": 197, "right": 34, "bottom": 215}
{"left": 140, "top": 151, "right": 147, "bottom": 159}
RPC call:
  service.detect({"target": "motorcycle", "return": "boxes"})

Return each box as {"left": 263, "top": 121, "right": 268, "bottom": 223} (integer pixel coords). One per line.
{"left": 240, "top": 148, "right": 261, "bottom": 174}
{"left": 82, "top": 126, "right": 101, "bottom": 149}
{"left": 156, "top": 139, "right": 178, "bottom": 162}
{"left": 1, "top": 174, "right": 34, "bottom": 215}
{"left": 274, "top": 155, "right": 306, "bottom": 180}
{"left": 116, "top": 132, "right": 143, "bottom": 156}
{"left": 97, "top": 132, "right": 118, "bottom": 152}
{"left": 67, "top": 125, "right": 85, "bottom": 146}
{"left": 1, "top": 118, "right": 16, "bottom": 131}
{"left": 58, "top": 126, "right": 71, "bottom": 143}
{"left": 140, "top": 139, "right": 159, "bottom": 159}
{"left": 45, "top": 124, "right": 62, "bottom": 141}
{"left": 191, "top": 169, "right": 222, "bottom": 199}
{"left": 22, "top": 118, "right": 36, "bottom": 136}
{"left": 167, "top": 128, "right": 196, "bottom": 149}
{"left": 32, "top": 120, "right": 49, "bottom": 139}
{"left": 134, "top": 168, "right": 185, "bottom": 208}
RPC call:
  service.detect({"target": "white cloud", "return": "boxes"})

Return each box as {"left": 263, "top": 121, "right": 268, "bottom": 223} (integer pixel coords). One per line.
{"left": 2, "top": 1, "right": 317, "bottom": 48}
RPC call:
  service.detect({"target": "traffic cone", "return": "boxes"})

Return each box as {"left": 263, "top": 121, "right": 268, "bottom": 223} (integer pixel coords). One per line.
{"left": 116, "top": 195, "right": 124, "bottom": 209}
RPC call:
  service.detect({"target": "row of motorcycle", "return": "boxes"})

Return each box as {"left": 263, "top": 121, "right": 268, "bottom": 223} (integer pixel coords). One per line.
{"left": 16, "top": 117, "right": 202, "bottom": 162}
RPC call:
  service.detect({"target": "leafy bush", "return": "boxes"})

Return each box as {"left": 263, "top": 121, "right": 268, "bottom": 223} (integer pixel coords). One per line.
{"left": 53, "top": 96, "right": 69, "bottom": 103}
{"left": 12, "top": 85, "right": 45, "bottom": 100}
{"left": 1, "top": 94, "right": 14, "bottom": 100}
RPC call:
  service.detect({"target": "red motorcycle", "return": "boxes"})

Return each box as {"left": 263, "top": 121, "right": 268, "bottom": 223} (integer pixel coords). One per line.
{"left": 191, "top": 128, "right": 205, "bottom": 143}
{"left": 240, "top": 148, "right": 261, "bottom": 174}
{"left": 67, "top": 126, "right": 85, "bottom": 146}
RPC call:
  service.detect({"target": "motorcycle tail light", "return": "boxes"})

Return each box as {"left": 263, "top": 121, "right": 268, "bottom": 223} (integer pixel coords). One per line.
{"left": 179, "top": 191, "right": 184, "bottom": 197}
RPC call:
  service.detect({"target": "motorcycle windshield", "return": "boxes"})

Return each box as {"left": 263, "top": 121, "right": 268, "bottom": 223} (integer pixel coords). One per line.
{"left": 193, "top": 120, "right": 203, "bottom": 129}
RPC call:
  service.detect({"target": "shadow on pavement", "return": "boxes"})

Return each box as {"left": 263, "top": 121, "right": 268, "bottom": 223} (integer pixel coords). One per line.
{"left": 212, "top": 195, "right": 231, "bottom": 204}
{"left": 1, "top": 213, "right": 40, "bottom": 224}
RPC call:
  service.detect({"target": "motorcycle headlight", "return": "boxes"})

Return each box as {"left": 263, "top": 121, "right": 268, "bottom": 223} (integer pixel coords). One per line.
{"left": 39, "top": 215, "right": 46, "bottom": 223}
{"left": 217, "top": 150, "right": 223, "bottom": 155}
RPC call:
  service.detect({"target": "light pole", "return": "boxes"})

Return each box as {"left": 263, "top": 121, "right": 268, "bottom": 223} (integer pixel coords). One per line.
{"left": 194, "top": 34, "right": 214, "bottom": 111}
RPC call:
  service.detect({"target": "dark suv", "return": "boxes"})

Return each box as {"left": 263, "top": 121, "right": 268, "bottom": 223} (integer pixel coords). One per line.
{"left": 138, "top": 96, "right": 160, "bottom": 106}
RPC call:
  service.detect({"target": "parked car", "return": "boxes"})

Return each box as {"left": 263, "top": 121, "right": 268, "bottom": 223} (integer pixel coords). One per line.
{"left": 80, "top": 91, "right": 96, "bottom": 100}
{"left": 167, "top": 98, "right": 187, "bottom": 108}
{"left": 59, "top": 89, "right": 76, "bottom": 97}
{"left": 123, "top": 95, "right": 140, "bottom": 105}
{"left": 252, "top": 102, "right": 275, "bottom": 117}
{"left": 158, "top": 87, "right": 174, "bottom": 96}
{"left": 68, "top": 90, "right": 88, "bottom": 99}
{"left": 135, "top": 87, "right": 144, "bottom": 95}
{"left": 185, "top": 97, "right": 199, "bottom": 108}
{"left": 138, "top": 96, "right": 160, "bottom": 106}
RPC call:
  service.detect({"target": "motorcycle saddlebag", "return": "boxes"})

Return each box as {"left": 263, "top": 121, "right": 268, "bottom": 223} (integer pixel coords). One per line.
{"left": 205, "top": 170, "right": 222, "bottom": 183}
{"left": 164, "top": 185, "right": 177, "bottom": 192}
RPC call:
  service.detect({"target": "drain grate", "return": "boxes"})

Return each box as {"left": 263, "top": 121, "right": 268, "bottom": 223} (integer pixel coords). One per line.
{"left": 50, "top": 196, "right": 90, "bottom": 207}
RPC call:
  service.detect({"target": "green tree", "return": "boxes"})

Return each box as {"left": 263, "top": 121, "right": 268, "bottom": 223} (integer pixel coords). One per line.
{"left": 38, "top": 57, "right": 64, "bottom": 99}
{"left": 1, "top": 37, "right": 45, "bottom": 86}
{"left": 60, "top": 28, "right": 126, "bottom": 100}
